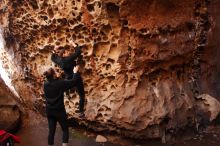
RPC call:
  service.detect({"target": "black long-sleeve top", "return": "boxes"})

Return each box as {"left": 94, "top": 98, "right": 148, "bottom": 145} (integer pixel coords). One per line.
{"left": 43, "top": 73, "right": 80, "bottom": 110}
{"left": 51, "top": 46, "right": 82, "bottom": 77}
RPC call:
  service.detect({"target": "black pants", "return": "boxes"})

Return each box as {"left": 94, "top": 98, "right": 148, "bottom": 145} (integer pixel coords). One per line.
{"left": 66, "top": 73, "right": 85, "bottom": 113}
{"left": 46, "top": 108, "right": 69, "bottom": 145}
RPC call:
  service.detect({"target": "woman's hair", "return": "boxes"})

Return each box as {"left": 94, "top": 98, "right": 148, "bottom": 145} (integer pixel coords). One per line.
{"left": 43, "top": 68, "right": 55, "bottom": 81}
{"left": 58, "top": 49, "right": 65, "bottom": 56}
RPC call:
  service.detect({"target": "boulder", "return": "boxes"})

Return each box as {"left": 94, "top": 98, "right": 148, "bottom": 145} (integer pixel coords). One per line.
{"left": 196, "top": 94, "right": 220, "bottom": 121}
{"left": 0, "top": 78, "right": 21, "bottom": 132}
{"left": 0, "top": 104, "right": 21, "bottom": 132}
{"left": 0, "top": 0, "right": 220, "bottom": 139}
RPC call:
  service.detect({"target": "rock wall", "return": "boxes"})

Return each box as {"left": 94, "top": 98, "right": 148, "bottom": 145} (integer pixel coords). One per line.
{"left": 0, "top": 0, "right": 220, "bottom": 140}
{"left": 0, "top": 76, "right": 21, "bottom": 132}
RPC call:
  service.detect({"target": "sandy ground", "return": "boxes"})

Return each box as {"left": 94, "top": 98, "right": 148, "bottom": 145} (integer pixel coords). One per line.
{"left": 15, "top": 110, "right": 118, "bottom": 146}
{"left": 14, "top": 110, "right": 220, "bottom": 146}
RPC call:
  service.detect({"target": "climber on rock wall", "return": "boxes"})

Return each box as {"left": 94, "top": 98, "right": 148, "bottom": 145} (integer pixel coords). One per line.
{"left": 43, "top": 67, "right": 80, "bottom": 146}
{"left": 51, "top": 41, "right": 85, "bottom": 117}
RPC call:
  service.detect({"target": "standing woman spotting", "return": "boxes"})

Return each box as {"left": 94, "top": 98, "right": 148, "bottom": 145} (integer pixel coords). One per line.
{"left": 43, "top": 66, "right": 80, "bottom": 146}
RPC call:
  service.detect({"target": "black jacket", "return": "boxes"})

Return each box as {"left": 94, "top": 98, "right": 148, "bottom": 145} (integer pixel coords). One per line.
{"left": 43, "top": 73, "right": 80, "bottom": 110}
{"left": 51, "top": 46, "right": 82, "bottom": 77}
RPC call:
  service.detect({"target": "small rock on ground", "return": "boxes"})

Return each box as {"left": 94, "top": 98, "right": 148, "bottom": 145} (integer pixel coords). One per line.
{"left": 96, "top": 135, "right": 107, "bottom": 143}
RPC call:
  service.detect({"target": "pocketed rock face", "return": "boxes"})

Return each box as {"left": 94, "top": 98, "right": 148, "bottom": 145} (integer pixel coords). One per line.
{"left": 0, "top": 0, "right": 220, "bottom": 139}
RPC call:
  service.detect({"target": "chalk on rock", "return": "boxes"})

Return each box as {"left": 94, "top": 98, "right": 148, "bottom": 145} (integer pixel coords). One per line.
{"left": 95, "top": 135, "right": 107, "bottom": 143}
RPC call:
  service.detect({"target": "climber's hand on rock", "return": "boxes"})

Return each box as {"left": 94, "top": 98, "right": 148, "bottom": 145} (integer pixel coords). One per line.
{"left": 73, "top": 65, "right": 79, "bottom": 73}
{"left": 70, "top": 41, "right": 77, "bottom": 47}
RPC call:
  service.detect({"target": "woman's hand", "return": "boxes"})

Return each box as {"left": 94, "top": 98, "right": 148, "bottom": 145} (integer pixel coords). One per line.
{"left": 70, "top": 41, "right": 77, "bottom": 47}
{"left": 73, "top": 65, "right": 79, "bottom": 73}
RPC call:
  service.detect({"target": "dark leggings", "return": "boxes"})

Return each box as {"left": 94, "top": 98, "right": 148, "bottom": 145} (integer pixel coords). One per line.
{"left": 76, "top": 81, "right": 85, "bottom": 112}
{"left": 47, "top": 109, "right": 69, "bottom": 145}
{"left": 66, "top": 73, "right": 85, "bottom": 112}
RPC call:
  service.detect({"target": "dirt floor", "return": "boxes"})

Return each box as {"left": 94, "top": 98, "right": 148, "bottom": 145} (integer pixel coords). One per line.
{"left": 15, "top": 110, "right": 117, "bottom": 146}
{"left": 14, "top": 111, "right": 220, "bottom": 146}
